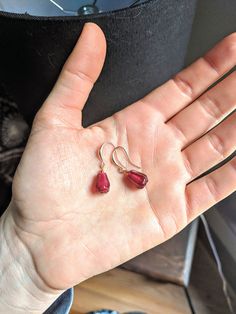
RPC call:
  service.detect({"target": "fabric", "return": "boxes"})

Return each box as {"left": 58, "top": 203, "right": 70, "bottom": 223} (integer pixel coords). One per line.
{"left": 0, "top": 86, "right": 29, "bottom": 212}
{"left": 0, "top": 85, "right": 29, "bottom": 180}
{"left": 0, "top": 0, "right": 197, "bottom": 127}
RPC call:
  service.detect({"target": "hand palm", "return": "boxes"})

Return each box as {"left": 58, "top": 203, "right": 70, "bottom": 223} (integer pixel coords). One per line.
{"left": 10, "top": 24, "right": 236, "bottom": 291}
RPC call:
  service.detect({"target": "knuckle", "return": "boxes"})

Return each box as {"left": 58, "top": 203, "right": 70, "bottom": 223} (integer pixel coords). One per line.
{"left": 205, "top": 175, "right": 219, "bottom": 203}
{"left": 64, "top": 67, "right": 94, "bottom": 86}
{"left": 172, "top": 75, "right": 194, "bottom": 98}
{"left": 203, "top": 54, "right": 220, "bottom": 75}
{"left": 199, "top": 94, "right": 223, "bottom": 121}
{"left": 182, "top": 151, "right": 194, "bottom": 179}
{"left": 207, "top": 132, "right": 226, "bottom": 159}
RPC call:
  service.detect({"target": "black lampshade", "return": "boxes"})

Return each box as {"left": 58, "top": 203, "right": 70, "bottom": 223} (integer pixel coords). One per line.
{"left": 0, "top": 0, "right": 197, "bottom": 126}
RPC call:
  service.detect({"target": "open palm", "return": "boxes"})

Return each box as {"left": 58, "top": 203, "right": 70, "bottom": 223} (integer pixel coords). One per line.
{"left": 9, "top": 23, "right": 236, "bottom": 291}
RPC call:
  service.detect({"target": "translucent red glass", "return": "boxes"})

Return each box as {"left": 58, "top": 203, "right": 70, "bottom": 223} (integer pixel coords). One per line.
{"left": 96, "top": 171, "right": 110, "bottom": 193}
{"left": 127, "top": 170, "right": 148, "bottom": 189}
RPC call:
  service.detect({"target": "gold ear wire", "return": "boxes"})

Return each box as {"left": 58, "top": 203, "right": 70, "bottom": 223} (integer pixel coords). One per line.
{"left": 98, "top": 142, "right": 115, "bottom": 171}
{"left": 112, "top": 146, "right": 141, "bottom": 172}
{"left": 97, "top": 143, "right": 148, "bottom": 190}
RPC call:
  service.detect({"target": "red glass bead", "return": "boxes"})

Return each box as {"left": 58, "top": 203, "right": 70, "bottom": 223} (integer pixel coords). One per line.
{"left": 96, "top": 171, "right": 110, "bottom": 193}
{"left": 126, "top": 170, "right": 148, "bottom": 189}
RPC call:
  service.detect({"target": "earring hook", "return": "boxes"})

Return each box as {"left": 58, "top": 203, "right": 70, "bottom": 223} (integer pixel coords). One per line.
{"left": 112, "top": 146, "right": 141, "bottom": 173}
{"left": 98, "top": 142, "right": 115, "bottom": 171}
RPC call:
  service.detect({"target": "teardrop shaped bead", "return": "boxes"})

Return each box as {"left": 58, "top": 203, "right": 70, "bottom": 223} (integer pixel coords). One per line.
{"left": 96, "top": 171, "right": 110, "bottom": 193}
{"left": 127, "top": 170, "right": 148, "bottom": 189}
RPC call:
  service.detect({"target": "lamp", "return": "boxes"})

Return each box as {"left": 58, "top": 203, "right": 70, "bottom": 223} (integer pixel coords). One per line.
{"left": 0, "top": 0, "right": 197, "bottom": 126}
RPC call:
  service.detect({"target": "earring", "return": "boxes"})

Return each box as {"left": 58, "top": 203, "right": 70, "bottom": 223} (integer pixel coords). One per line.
{"left": 112, "top": 146, "right": 148, "bottom": 189}
{"left": 96, "top": 142, "right": 115, "bottom": 193}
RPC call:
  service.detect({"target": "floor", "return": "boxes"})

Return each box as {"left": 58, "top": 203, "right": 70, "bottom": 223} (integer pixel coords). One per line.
{"left": 70, "top": 237, "right": 235, "bottom": 314}
{"left": 70, "top": 268, "right": 191, "bottom": 314}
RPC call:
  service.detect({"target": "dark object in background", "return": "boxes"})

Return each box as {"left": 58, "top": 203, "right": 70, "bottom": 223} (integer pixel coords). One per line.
{"left": 0, "top": 85, "right": 29, "bottom": 214}
{"left": 0, "top": 0, "right": 197, "bottom": 127}
{"left": 123, "top": 220, "right": 198, "bottom": 286}
{"left": 0, "top": 86, "right": 29, "bottom": 156}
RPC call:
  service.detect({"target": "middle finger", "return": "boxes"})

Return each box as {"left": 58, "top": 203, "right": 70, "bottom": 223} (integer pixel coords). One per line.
{"left": 167, "top": 71, "right": 236, "bottom": 148}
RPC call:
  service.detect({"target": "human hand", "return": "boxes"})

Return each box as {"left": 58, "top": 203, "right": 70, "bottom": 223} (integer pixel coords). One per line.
{"left": 5, "top": 23, "right": 236, "bottom": 296}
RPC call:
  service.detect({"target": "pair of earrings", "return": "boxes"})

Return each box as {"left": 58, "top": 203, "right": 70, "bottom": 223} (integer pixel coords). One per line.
{"left": 96, "top": 142, "right": 148, "bottom": 193}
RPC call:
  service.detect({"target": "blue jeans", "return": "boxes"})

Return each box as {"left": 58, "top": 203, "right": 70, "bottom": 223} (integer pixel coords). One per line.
{"left": 44, "top": 289, "right": 74, "bottom": 314}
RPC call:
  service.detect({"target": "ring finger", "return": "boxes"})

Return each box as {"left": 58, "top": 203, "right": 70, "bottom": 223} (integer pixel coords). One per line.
{"left": 182, "top": 112, "right": 236, "bottom": 181}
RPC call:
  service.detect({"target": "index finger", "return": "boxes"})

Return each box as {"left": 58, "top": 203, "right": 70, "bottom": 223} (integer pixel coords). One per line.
{"left": 141, "top": 33, "right": 236, "bottom": 121}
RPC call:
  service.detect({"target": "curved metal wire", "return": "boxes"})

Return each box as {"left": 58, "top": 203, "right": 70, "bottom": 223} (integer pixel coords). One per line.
{"left": 129, "top": 0, "right": 143, "bottom": 7}
{"left": 49, "top": 0, "right": 77, "bottom": 14}
{"left": 98, "top": 142, "right": 115, "bottom": 171}
{"left": 112, "top": 146, "right": 141, "bottom": 172}
{"left": 49, "top": 0, "right": 143, "bottom": 15}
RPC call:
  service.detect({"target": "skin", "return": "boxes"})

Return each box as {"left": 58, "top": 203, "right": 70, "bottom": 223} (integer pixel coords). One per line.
{"left": 1, "top": 22, "right": 236, "bottom": 311}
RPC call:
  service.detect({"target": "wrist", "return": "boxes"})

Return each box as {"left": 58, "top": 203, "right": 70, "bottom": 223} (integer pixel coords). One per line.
{"left": 0, "top": 203, "right": 65, "bottom": 314}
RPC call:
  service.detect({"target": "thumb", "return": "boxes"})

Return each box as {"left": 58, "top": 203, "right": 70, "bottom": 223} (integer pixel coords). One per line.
{"left": 36, "top": 22, "right": 107, "bottom": 129}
